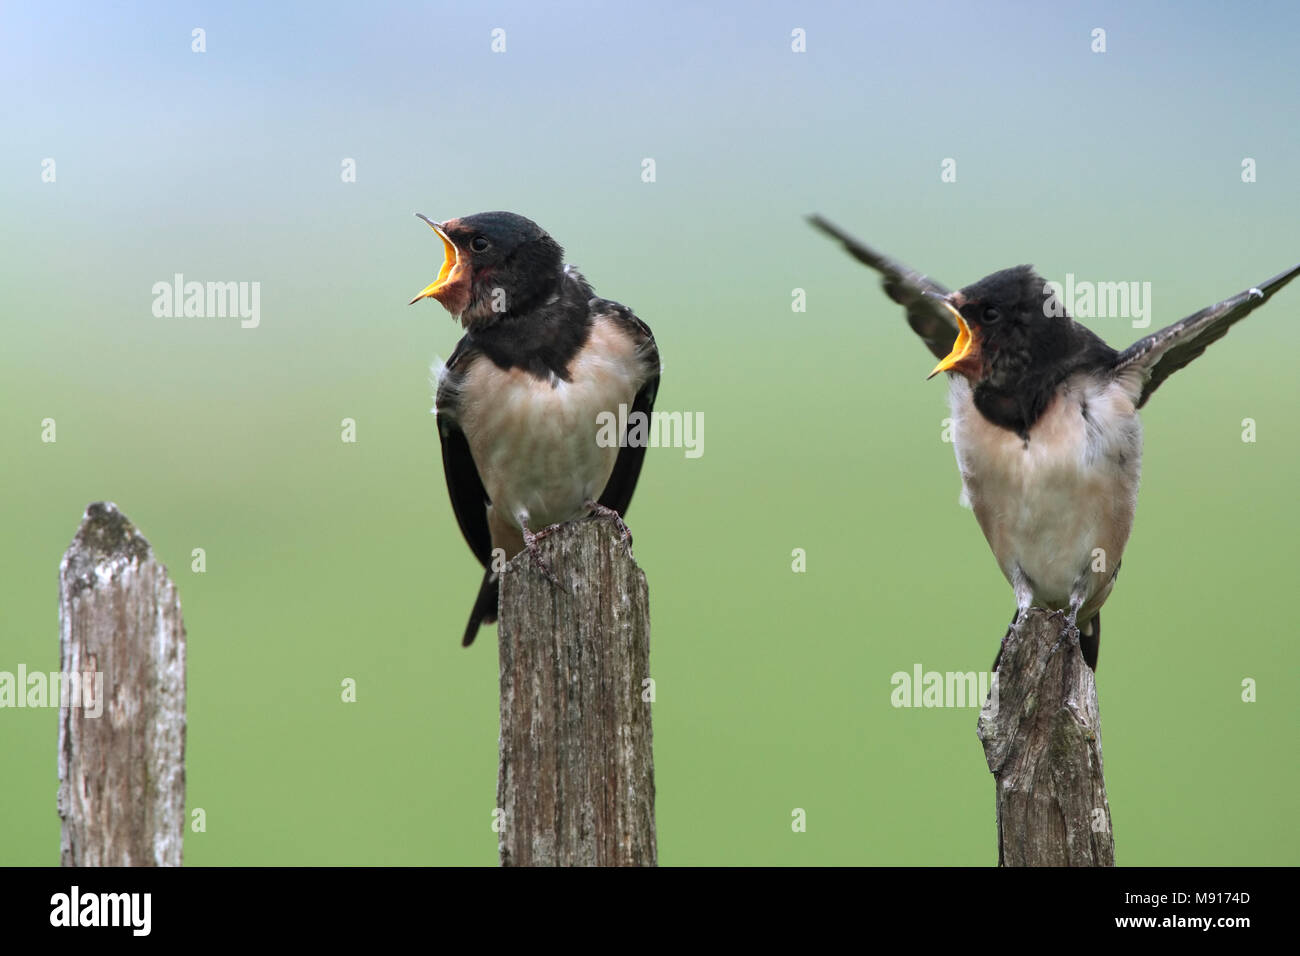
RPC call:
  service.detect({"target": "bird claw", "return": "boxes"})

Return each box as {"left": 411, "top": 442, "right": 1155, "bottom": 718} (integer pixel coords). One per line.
{"left": 1048, "top": 609, "right": 1082, "bottom": 659}
{"left": 584, "top": 500, "right": 633, "bottom": 548}
{"left": 522, "top": 524, "right": 567, "bottom": 590}
{"left": 518, "top": 504, "right": 630, "bottom": 592}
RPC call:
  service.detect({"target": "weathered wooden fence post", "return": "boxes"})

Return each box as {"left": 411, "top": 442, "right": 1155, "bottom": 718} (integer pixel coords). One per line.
{"left": 496, "top": 517, "right": 656, "bottom": 866}
{"left": 977, "top": 607, "right": 1114, "bottom": 866}
{"left": 58, "top": 502, "right": 187, "bottom": 866}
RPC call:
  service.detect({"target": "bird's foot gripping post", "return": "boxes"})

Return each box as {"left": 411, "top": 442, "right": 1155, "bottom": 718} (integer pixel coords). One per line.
{"left": 496, "top": 515, "right": 656, "bottom": 866}
{"left": 977, "top": 607, "right": 1114, "bottom": 867}
{"left": 520, "top": 521, "right": 566, "bottom": 589}
{"left": 1047, "top": 606, "right": 1082, "bottom": 658}
{"left": 584, "top": 499, "right": 633, "bottom": 547}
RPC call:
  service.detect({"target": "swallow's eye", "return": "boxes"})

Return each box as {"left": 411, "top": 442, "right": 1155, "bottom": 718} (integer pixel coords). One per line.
{"left": 982, "top": 306, "right": 1001, "bottom": 324}
{"left": 470, "top": 236, "right": 490, "bottom": 253}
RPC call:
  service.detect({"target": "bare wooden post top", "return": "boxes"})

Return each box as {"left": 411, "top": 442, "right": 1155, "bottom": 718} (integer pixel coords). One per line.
{"left": 58, "top": 502, "right": 187, "bottom": 867}
{"left": 977, "top": 608, "right": 1114, "bottom": 867}
{"left": 496, "top": 517, "right": 656, "bottom": 867}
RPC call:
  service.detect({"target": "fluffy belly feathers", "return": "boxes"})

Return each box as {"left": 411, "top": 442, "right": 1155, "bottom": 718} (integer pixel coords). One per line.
{"left": 949, "top": 374, "right": 1142, "bottom": 611}
{"left": 454, "top": 317, "right": 642, "bottom": 536}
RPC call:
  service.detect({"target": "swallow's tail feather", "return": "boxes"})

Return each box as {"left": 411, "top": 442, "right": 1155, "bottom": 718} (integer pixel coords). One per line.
{"left": 461, "top": 568, "right": 500, "bottom": 647}
{"left": 1080, "top": 612, "right": 1100, "bottom": 671}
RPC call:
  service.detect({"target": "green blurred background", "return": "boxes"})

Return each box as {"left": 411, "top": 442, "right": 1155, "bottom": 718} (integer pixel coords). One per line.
{"left": 3, "top": 1, "right": 1297, "bottom": 865}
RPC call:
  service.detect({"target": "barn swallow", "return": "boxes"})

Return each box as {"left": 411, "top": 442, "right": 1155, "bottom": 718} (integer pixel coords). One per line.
{"left": 411, "top": 211, "right": 660, "bottom": 646}
{"left": 810, "top": 214, "right": 1300, "bottom": 669}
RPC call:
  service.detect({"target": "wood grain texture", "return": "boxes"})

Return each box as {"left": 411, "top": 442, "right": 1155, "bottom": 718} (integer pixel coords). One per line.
{"left": 497, "top": 517, "right": 655, "bottom": 866}
{"left": 977, "top": 608, "right": 1114, "bottom": 866}
{"left": 57, "top": 502, "right": 186, "bottom": 866}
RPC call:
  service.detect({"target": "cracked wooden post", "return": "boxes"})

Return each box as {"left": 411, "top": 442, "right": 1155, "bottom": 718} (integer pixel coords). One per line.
{"left": 977, "top": 607, "right": 1113, "bottom": 866}
{"left": 58, "top": 502, "right": 187, "bottom": 866}
{"left": 496, "top": 517, "right": 655, "bottom": 866}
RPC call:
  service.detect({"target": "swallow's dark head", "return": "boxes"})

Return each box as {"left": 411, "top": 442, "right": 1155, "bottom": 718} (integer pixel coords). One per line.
{"left": 410, "top": 211, "right": 564, "bottom": 327}
{"left": 927, "top": 265, "right": 1078, "bottom": 390}
{"left": 928, "top": 265, "right": 1118, "bottom": 434}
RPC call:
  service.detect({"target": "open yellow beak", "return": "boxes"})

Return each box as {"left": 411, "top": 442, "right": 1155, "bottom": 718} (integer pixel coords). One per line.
{"left": 927, "top": 297, "right": 974, "bottom": 380}
{"left": 409, "top": 214, "right": 459, "bottom": 304}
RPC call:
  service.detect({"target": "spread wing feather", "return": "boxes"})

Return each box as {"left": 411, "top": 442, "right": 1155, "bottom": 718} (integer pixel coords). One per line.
{"left": 807, "top": 215, "right": 960, "bottom": 360}
{"left": 1113, "top": 263, "right": 1300, "bottom": 408}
